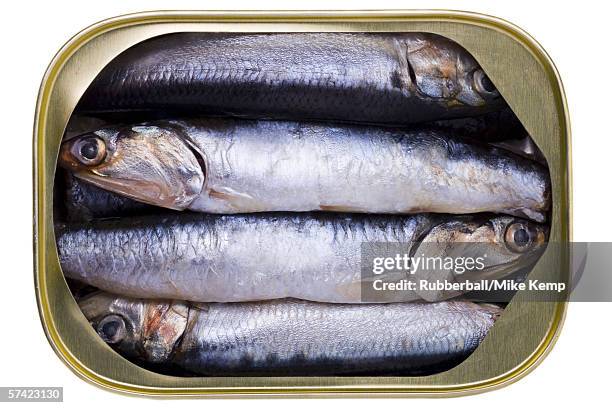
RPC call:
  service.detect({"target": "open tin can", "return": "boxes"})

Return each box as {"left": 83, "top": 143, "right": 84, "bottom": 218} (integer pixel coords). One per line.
{"left": 34, "top": 10, "right": 571, "bottom": 397}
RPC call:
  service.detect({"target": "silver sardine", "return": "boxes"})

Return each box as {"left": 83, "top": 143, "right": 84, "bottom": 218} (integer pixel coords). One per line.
{"left": 79, "top": 293, "right": 502, "bottom": 376}
{"left": 77, "top": 32, "right": 505, "bottom": 125}
{"left": 59, "top": 119, "right": 550, "bottom": 221}
{"left": 58, "top": 213, "right": 547, "bottom": 303}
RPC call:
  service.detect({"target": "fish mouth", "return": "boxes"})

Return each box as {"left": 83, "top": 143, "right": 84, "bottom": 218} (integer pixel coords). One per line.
{"left": 476, "top": 246, "right": 546, "bottom": 281}
{"left": 72, "top": 170, "right": 198, "bottom": 211}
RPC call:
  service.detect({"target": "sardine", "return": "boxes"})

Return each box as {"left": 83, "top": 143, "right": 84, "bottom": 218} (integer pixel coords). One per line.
{"left": 59, "top": 119, "right": 550, "bottom": 221}
{"left": 79, "top": 293, "right": 502, "bottom": 376}
{"left": 76, "top": 33, "right": 505, "bottom": 124}
{"left": 57, "top": 212, "right": 548, "bottom": 303}
{"left": 58, "top": 108, "right": 534, "bottom": 220}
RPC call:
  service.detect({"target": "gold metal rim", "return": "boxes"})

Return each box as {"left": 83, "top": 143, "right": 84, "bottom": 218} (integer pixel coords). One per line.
{"left": 33, "top": 9, "right": 571, "bottom": 397}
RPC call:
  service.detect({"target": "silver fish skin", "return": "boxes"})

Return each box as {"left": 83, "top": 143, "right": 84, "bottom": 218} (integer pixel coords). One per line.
{"left": 57, "top": 213, "right": 547, "bottom": 303}
{"left": 79, "top": 293, "right": 502, "bottom": 376}
{"left": 60, "top": 119, "right": 550, "bottom": 221}
{"left": 76, "top": 33, "right": 504, "bottom": 125}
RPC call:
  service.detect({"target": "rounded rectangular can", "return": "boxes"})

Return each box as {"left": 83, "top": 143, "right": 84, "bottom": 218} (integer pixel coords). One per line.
{"left": 33, "top": 10, "right": 571, "bottom": 397}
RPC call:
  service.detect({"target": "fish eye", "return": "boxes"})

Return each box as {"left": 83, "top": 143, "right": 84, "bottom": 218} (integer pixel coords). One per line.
{"left": 505, "top": 222, "right": 533, "bottom": 253}
{"left": 72, "top": 136, "right": 106, "bottom": 166}
{"left": 473, "top": 69, "right": 500, "bottom": 99}
{"left": 96, "top": 314, "right": 126, "bottom": 344}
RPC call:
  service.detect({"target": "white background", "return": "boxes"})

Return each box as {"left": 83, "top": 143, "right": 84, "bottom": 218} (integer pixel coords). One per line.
{"left": 0, "top": 0, "right": 608, "bottom": 405}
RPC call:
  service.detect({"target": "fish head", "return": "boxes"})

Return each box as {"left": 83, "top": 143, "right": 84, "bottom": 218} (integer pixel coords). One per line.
{"left": 404, "top": 34, "right": 502, "bottom": 108}
{"left": 78, "top": 292, "right": 188, "bottom": 364}
{"left": 414, "top": 215, "right": 548, "bottom": 301}
{"left": 59, "top": 125, "right": 205, "bottom": 210}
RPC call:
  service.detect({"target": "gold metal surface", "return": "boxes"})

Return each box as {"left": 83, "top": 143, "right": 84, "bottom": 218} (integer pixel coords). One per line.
{"left": 33, "top": 10, "right": 571, "bottom": 397}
